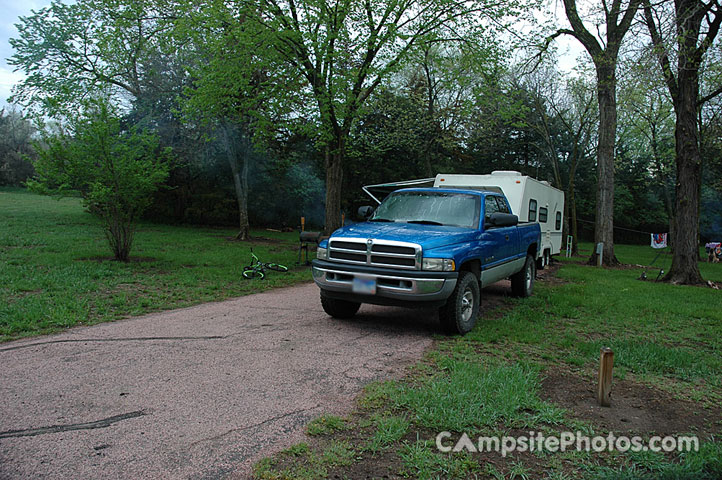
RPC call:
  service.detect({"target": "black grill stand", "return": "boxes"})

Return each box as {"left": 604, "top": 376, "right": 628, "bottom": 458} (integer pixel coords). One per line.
{"left": 298, "top": 231, "right": 321, "bottom": 265}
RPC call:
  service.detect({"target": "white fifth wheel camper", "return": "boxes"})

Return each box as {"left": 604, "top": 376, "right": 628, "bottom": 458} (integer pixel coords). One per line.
{"left": 361, "top": 171, "right": 565, "bottom": 268}
{"left": 433, "top": 171, "right": 565, "bottom": 268}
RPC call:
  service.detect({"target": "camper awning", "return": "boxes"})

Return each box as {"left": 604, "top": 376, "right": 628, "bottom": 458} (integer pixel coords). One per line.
{"left": 362, "top": 178, "right": 436, "bottom": 204}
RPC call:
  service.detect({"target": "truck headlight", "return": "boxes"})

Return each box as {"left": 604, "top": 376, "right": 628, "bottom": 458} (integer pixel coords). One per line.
{"left": 422, "top": 258, "right": 455, "bottom": 271}
{"left": 316, "top": 247, "right": 328, "bottom": 260}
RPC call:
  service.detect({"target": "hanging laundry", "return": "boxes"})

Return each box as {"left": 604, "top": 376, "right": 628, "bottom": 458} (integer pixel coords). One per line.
{"left": 651, "top": 233, "right": 668, "bottom": 249}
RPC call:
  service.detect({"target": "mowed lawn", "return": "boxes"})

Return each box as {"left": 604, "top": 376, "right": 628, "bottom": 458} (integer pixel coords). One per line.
{"left": 256, "top": 243, "right": 722, "bottom": 479}
{"left": 0, "top": 188, "right": 312, "bottom": 341}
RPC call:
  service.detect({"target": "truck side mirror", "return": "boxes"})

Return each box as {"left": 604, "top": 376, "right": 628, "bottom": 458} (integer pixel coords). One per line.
{"left": 485, "top": 212, "right": 518, "bottom": 228}
{"left": 358, "top": 205, "right": 375, "bottom": 219}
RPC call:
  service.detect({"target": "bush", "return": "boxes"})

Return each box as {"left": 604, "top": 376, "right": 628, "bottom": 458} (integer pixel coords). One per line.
{"left": 29, "top": 100, "right": 170, "bottom": 261}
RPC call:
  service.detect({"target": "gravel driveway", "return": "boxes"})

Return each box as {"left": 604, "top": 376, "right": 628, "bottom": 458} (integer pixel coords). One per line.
{"left": 0, "top": 283, "right": 439, "bottom": 479}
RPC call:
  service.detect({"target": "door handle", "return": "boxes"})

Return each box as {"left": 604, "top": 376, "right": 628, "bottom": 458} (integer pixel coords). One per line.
{"left": 505, "top": 235, "right": 510, "bottom": 241}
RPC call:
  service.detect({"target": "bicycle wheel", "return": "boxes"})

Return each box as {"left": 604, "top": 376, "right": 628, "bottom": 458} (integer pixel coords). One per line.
{"left": 242, "top": 268, "right": 265, "bottom": 279}
{"left": 265, "top": 263, "right": 288, "bottom": 272}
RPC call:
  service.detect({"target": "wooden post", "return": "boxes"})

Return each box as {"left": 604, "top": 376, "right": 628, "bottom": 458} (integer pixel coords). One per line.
{"left": 301, "top": 217, "right": 305, "bottom": 232}
{"left": 597, "top": 347, "right": 614, "bottom": 407}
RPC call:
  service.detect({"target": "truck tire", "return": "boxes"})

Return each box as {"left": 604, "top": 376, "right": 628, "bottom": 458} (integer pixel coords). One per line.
{"left": 320, "top": 293, "right": 361, "bottom": 319}
{"left": 511, "top": 254, "right": 535, "bottom": 297}
{"left": 439, "top": 271, "right": 480, "bottom": 335}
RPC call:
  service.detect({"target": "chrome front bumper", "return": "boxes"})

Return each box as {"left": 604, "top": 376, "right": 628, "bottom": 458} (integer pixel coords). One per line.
{"left": 312, "top": 261, "right": 457, "bottom": 302}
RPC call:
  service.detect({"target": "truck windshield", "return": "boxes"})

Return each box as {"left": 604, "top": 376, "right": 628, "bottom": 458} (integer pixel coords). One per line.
{"left": 371, "top": 191, "right": 480, "bottom": 229}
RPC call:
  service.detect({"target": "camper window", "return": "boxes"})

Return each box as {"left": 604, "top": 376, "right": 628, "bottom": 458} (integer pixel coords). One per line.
{"left": 529, "top": 199, "right": 537, "bottom": 222}
{"left": 556, "top": 212, "right": 562, "bottom": 230}
{"left": 539, "top": 207, "right": 548, "bottom": 223}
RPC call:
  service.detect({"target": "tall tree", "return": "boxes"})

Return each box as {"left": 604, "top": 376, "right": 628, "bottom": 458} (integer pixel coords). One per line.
{"left": 9, "top": 0, "right": 258, "bottom": 238}
{"left": 9, "top": 0, "right": 173, "bottom": 118}
{"left": 177, "top": 0, "right": 280, "bottom": 240}
{"left": 548, "top": 0, "right": 642, "bottom": 265}
{"left": 643, "top": 0, "right": 722, "bottom": 284}
{"left": 251, "top": 0, "right": 521, "bottom": 233}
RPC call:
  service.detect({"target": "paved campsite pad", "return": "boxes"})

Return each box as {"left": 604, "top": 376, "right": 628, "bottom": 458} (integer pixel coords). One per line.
{"left": 0, "top": 283, "right": 441, "bottom": 479}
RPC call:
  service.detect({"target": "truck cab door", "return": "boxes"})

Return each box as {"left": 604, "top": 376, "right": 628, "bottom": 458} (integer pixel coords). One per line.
{"left": 480, "top": 196, "right": 519, "bottom": 285}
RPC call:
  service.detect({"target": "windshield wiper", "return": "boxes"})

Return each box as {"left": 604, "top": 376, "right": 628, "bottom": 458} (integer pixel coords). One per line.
{"left": 407, "top": 220, "right": 444, "bottom": 226}
{"left": 369, "top": 218, "right": 394, "bottom": 222}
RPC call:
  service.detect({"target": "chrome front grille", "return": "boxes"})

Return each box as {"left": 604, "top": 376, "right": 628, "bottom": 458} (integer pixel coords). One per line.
{"left": 328, "top": 237, "right": 421, "bottom": 270}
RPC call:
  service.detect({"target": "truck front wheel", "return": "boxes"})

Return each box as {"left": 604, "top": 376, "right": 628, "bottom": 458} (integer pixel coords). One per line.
{"left": 439, "top": 271, "right": 480, "bottom": 335}
{"left": 321, "top": 294, "right": 361, "bottom": 319}
{"left": 511, "top": 254, "right": 535, "bottom": 297}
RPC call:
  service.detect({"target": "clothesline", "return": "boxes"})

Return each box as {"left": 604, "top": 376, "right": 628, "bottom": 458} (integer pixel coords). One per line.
{"left": 575, "top": 218, "right": 657, "bottom": 236}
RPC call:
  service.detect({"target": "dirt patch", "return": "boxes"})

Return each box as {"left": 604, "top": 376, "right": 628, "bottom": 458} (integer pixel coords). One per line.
{"left": 541, "top": 371, "right": 722, "bottom": 438}
{"left": 537, "top": 261, "right": 566, "bottom": 285}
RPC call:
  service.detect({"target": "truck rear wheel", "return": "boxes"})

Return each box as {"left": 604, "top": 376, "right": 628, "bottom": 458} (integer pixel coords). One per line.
{"left": 511, "top": 254, "right": 535, "bottom": 297}
{"left": 320, "top": 293, "right": 361, "bottom": 319}
{"left": 439, "top": 271, "right": 480, "bottom": 335}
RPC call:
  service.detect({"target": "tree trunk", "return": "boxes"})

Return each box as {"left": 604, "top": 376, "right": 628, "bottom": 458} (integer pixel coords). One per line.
{"left": 232, "top": 148, "right": 251, "bottom": 241}
{"left": 566, "top": 174, "right": 580, "bottom": 256}
{"left": 221, "top": 123, "right": 250, "bottom": 241}
{"left": 324, "top": 139, "right": 344, "bottom": 235}
{"left": 571, "top": 191, "right": 579, "bottom": 255}
{"left": 590, "top": 64, "right": 619, "bottom": 266}
{"left": 105, "top": 211, "right": 133, "bottom": 262}
{"left": 664, "top": 67, "right": 704, "bottom": 284}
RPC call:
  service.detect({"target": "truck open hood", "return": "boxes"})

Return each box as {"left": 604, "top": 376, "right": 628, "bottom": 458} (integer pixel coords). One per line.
{"left": 330, "top": 222, "right": 477, "bottom": 250}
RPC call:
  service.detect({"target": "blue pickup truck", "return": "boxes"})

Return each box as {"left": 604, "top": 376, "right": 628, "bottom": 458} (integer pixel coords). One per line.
{"left": 311, "top": 188, "right": 541, "bottom": 334}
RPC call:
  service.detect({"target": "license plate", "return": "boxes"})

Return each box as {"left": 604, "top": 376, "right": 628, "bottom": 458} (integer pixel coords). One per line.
{"left": 352, "top": 275, "right": 376, "bottom": 294}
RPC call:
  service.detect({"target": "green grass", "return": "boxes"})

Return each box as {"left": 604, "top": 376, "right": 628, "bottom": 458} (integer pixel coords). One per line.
{"left": 399, "top": 438, "right": 481, "bottom": 479}
{"left": 306, "top": 415, "right": 349, "bottom": 436}
{"left": 390, "top": 356, "right": 565, "bottom": 431}
{"left": 467, "top": 245, "right": 722, "bottom": 402}
{"left": 562, "top": 242, "right": 722, "bottom": 282}
{"left": 366, "top": 414, "right": 410, "bottom": 453}
{"left": 254, "top": 440, "right": 356, "bottom": 480}
{"left": 255, "top": 242, "right": 722, "bottom": 479}
{"left": 0, "top": 188, "right": 312, "bottom": 340}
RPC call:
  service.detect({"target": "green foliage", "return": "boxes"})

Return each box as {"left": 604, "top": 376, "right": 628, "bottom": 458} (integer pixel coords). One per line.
{"left": 9, "top": 0, "right": 171, "bottom": 118}
{"left": 29, "top": 101, "right": 171, "bottom": 261}
{"left": 0, "top": 108, "right": 36, "bottom": 186}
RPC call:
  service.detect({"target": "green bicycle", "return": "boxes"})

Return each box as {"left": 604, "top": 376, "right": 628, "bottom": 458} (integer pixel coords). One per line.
{"left": 242, "top": 249, "right": 289, "bottom": 279}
